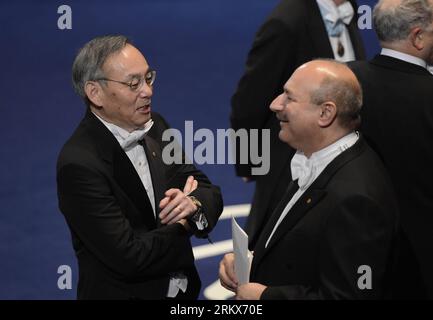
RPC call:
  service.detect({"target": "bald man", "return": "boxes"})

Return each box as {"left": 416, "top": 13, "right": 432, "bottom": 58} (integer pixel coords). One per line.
{"left": 230, "top": 0, "right": 365, "bottom": 251}
{"left": 219, "top": 60, "right": 399, "bottom": 300}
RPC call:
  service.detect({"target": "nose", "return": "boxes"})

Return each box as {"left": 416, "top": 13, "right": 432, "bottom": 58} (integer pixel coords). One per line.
{"left": 269, "top": 93, "right": 285, "bottom": 113}
{"left": 138, "top": 82, "right": 153, "bottom": 98}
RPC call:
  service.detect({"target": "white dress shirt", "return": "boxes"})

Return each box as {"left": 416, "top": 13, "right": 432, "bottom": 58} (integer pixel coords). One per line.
{"left": 93, "top": 113, "right": 156, "bottom": 215}
{"left": 317, "top": 0, "right": 356, "bottom": 62}
{"left": 92, "top": 112, "right": 187, "bottom": 297}
{"left": 265, "top": 132, "right": 359, "bottom": 248}
{"left": 381, "top": 48, "right": 433, "bottom": 75}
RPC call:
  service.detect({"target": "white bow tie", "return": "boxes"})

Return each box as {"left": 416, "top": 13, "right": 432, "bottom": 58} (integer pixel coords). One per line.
{"left": 290, "top": 132, "right": 359, "bottom": 190}
{"left": 317, "top": 0, "right": 354, "bottom": 37}
{"left": 117, "top": 119, "right": 154, "bottom": 151}
{"left": 319, "top": 0, "right": 354, "bottom": 24}
{"left": 290, "top": 153, "right": 317, "bottom": 191}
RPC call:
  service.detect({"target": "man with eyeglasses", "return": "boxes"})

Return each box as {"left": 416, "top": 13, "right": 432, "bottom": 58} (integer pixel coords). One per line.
{"left": 56, "top": 35, "right": 223, "bottom": 300}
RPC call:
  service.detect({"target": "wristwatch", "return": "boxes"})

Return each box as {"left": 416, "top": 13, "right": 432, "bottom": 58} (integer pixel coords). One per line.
{"left": 187, "top": 196, "right": 208, "bottom": 230}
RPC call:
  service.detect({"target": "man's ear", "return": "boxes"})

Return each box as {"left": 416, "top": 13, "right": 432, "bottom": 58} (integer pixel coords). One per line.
{"left": 317, "top": 102, "right": 337, "bottom": 128}
{"left": 84, "top": 81, "right": 104, "bottom": 107}
{"left": 410, "top": 27, "right": 424, "bottom": 51}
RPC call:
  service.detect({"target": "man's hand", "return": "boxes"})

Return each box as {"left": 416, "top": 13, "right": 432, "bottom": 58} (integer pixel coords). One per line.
{"left": 182, "top": 175, "right": 198, "bottom": 195}
{"left": 159, "top": 176, "right": 198, "bottom": 224}
{"left": 236, "top": 283, "right": 267, "bottom": 300}
{"left": 219, "top": 253, "right": 238, "bottom": 292}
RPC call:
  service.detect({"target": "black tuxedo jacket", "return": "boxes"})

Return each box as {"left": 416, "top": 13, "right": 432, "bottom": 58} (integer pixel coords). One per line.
{"left": 230, "top": 0, "right": 366, "bottom": 249}
{"left": 349, "top": 55, "right": 433, "bottom": 298}
{"left": 56, "top": 111, "right": 223, "bottom": 299}
{"left": 250, "top": 137, "right": 399, "bottom": 299}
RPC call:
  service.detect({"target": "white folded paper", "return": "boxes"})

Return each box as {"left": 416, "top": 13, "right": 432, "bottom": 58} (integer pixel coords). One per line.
{"left": 231, "top": 217, "right": 253, "bottom": 285}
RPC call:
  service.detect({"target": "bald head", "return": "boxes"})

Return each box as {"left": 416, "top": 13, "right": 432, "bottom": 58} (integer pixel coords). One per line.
{"left": 295, "top": 59, "right": 363, "bottom": 131}
{"left": 295, "top": 60, "right": 360, "bottom": 89}
{"left": 270, "top": 59, "right": 362, "bottom": 155}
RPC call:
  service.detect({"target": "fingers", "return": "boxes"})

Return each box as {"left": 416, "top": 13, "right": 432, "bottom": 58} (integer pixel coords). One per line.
{"left": 236, "top": 283, "right": 266, "bottom": 300}
{"left": 236, "top": 284, "right": 248, "bottom": 300}
{"left": 159, "top": 189, "right": 183, "bottom": 222}
{"left": 183, "top": 176, "right": 195, "bottom": 194}
{"left": 159, "top": 188, "right": 183, "bottom": 211}
{"left": 159, "top": 189, "right": 197, "bottom": 224}
{"left": 159, "top": 196, "right": 171, "bottom": 209}
{"left": 218, "top": 253, "right": 238, "bottom": 292}
{"left": 158, "top": 175, "right": 199, "bottom": 225}
{"left": 182, "top": 176, "right": 198, "bottom": 196}
{"left": 191, "top": 179, "right": 198, "bottom": 194}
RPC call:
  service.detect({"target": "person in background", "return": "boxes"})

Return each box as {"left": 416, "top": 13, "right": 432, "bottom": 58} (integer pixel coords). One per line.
{"left": 349, "top": 0, "right": 433, "bottom": 299}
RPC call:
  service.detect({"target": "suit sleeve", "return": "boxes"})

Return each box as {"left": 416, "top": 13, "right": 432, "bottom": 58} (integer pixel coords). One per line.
{"left": 57, "top": 162, "right": 195, "bottom": 281}
{"left": 230, "top": 19, "right": 296, "bottom": 177}
{"left": 260, "top": 194, "right": 395, "bottom": 299}
{"left": 149, "top": 112, "right": 224, "bottom": 237}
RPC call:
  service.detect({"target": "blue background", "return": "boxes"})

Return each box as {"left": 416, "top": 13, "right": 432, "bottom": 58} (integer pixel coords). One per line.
{"left": 0, "top": 0, "right": 379, "bottom": 299}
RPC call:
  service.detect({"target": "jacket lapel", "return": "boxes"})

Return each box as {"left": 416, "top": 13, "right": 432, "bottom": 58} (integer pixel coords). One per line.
{"left": 84, "top": 110, "right": 157, "bottom": 229}
{"left": 252, "top": 137, "right": 366, "bottom": 271}
{"left": 112, "top": 147, "right": 157, "bottom": 229}
{"left": 347, "top": 0, "right": 366, "bottom": 60}
{"left": 305, "top": 0, "right": 365, "bottom": 60}
{"left": 305, "top": 0, "right": 334, "bottom": 58}
{"left": 251, "top": 181, "right": 300, "bottom": 262}
{"left": 140, "top": 136, "right": 167, "bottom": 227}
{"left": 263, "top": 189, "right": 327, "bottom": 254}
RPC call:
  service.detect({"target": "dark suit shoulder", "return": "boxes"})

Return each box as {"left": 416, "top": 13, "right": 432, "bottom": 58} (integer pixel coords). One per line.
{"left": 264, "top": 0, "right": 309, "bottom": 30}
{"left": 57, "top": 118, "right": 107, "bottom": 172}
{"left": 350, "top": 56, "right": 433, "bottom": 78}
{"left": 347, "top": 59, "right": 368, "bottom": 73}
{"left": 327, "top": 141, "right": 396, "bottom": 205}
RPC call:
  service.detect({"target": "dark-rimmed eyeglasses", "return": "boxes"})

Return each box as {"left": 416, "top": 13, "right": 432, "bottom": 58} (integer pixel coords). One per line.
{"left": 95, "top": 70, "right": 156, "bottom": 92}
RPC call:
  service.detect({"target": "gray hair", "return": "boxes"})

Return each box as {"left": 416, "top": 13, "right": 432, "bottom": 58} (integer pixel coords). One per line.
{"left": 309, "top": 60, "right": 363, "bottom": 131}
{"left": 373, "top": 0, "right": 433, "bottom": 42}
{"left": 72, "top": 35, "right": 131, "bottom": 105}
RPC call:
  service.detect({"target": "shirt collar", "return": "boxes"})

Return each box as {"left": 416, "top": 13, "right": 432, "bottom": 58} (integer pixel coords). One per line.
{"left": 310, "top": 131, "right": 358, "bottom": 163}
{"left": 92, "top": 112, "right": 154, "bottom": 150}
{"left": 291, "top": 131, "right": 359, "bottom": 190}
{"left": 381, "top": 48, "right": 428, "bottom": 70}
{"left": 316, "top": 0, "right": 354, "bottom": 25}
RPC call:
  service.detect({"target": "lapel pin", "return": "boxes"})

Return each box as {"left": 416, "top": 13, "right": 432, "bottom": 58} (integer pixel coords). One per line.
{"left": 306, "top": 198, "right": 312, "bottom": 204}
{"left": 152, "top": 152, "right": 156, "bottom": 157}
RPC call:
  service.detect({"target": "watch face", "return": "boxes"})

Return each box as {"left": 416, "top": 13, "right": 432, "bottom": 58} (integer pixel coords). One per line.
{"left": 192, "top": 209, "right": 202, "bottom": 221}
{"left": 197, "top": 213, "right": 208, "bottom": 229}
{"left": 191, "top": 209, "right": 208, "bottom": 229}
